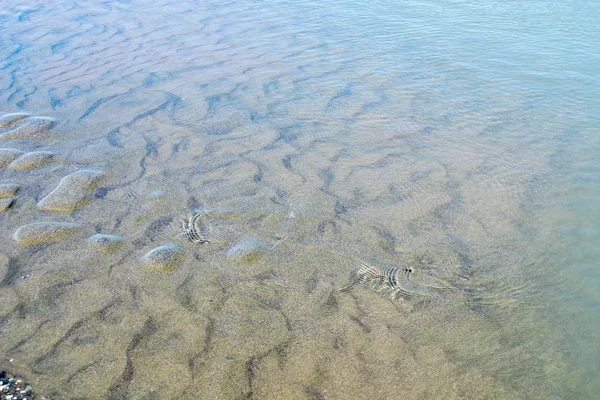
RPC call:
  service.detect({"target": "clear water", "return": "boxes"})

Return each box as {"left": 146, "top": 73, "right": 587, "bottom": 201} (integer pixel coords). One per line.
{"left": 0, "top": 0, "right": 598, "bottom": 398}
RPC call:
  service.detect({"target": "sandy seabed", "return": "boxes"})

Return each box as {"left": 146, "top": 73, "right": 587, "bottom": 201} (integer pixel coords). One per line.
{"left": 0, "top": 1, "right": 585, "bottom": 399}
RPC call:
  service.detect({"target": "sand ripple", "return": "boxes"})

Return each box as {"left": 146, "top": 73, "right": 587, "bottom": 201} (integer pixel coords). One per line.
{"left": 37, "top": 169, "right": 104, "bottom": 211}
{"left": 13, "top": 221, "right": 83, "bottom": 246}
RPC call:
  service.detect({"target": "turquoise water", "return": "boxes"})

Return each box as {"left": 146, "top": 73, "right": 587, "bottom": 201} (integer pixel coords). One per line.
{"left": 0, "top": 0, "right": 598, "bottom": 398}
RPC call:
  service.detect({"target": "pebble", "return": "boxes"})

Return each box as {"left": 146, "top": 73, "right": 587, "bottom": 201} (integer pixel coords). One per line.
{"left": 0, "top": 116, "right": 56, "bottom": 140}
{"left": 7, "top": 151, "right": 54, "bottom": 171}
{"left": 37, "top": 169, "right": 104, "bottom": 211}
{"left": 0, "top": 183, "right": 20, "bottom": 198}
{"left": 0, "top": 370, "right": 46, "bottom": 400}
{"left": 226, "top": 236, "right": 271, "bottom": 262}
{"left": 0, "top": 197, "right": 15, "bottom": 212}
{"left": 0, "top": 148, "right": 24, "bottom": 168}
{"left": 87, "top": 233, "right": 125, "bottom": 252}
{"left": 140, "top": 243, "right": 186, "bottom": 272}
{"left": 0, "top": 113, "right": 29, "bottom": 128}
{"left": 13, "top": 221, "right": 83, "bottom": 246}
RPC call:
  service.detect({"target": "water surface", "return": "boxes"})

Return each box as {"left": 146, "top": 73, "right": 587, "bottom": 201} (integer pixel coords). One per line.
{"left": 0, "top": 0, "right": 598, "bottom": 398}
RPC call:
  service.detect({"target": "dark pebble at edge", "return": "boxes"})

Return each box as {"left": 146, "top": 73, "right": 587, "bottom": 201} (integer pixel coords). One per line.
{"left": 0, "top": 370, "right": 52, "bottom": 400}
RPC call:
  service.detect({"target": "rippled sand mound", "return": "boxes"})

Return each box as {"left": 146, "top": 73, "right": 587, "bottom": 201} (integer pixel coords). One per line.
{"left": 37, "top": 169, "right": 104, "bottom": 211}
{"left": 0, "top": 116, "right": 56, "bottom": 140}
{"left": 13, "top": 221, "right": 83, "bottom": 246}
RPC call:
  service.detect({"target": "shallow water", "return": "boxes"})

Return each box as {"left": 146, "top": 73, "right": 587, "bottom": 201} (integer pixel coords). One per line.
{"left": 0, "top": 0, "right": 598, "bottom": 398}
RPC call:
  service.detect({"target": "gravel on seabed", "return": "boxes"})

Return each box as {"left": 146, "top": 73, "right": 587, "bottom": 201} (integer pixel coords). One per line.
{"left": 0, "top": 371, "right": 52, "bottom": 400}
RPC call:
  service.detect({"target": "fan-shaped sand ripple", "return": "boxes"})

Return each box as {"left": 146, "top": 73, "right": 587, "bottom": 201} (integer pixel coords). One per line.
{"left": 226, "top": 236, "right": 273, "bottom": 263}
{"left": 0, "top": 112, "right": 29, "bottom": 128}
{"left": 0, "top": 148, "right": 24, "bottom": 167}
{"left": 13, "top": 221, "right": 83, "bottom": 246}
{"left": 87, "top": 234, "right": 125, "bottom": 253}
{"left": 0, "top": 183, "right": 20, "bottom": 198}
{"left": 0, "top": 197, "right": 15, "bottom": 211}
{"left": 37, "top": 169, "right": 104, "bottom": 211}
{"left": 0, "top": 253, "right": 8, "bottom": 282}
{"left": 140, "top": 242, "right": 186, "bottom": 272}
{"left": 6, "top": 151, "right": 55, "bottom": 171}
{"left": 0, "top": 116, "right": 56, "bottom": 140}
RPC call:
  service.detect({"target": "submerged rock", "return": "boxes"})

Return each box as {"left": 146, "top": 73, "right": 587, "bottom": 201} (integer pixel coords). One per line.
{"left": 0, "top": 112, "right": 29, "bottom": 128}
{"left": 0, "top": 197, "right": 15, "bottom": 212}
{"left": 87, "top": 233, "right": 125, "bottom": 253}
{"left": 0, "top": 183, "right": 20, "bottom": 198}
{"left": 226, "top": 236, "right": 271, "bottom": 262}
{"left": 140, "top": 243, "right": 186, "bottom": 272}
{"left": 7, "top": 151, "right": 54, "bottom": 170}
{"left": 0, "top": 148, "right": 24, "bottom": 168}
{"left": 14, "top": 221, "right": 83, "bottom": 246}
{"left": 37, "top": 169, "right": 104, "bottom": 211}
{"left": 0, "top": 116, "right": 56, "bottom": 140}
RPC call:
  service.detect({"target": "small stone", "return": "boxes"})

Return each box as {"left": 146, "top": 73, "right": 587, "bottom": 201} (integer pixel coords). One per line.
{"left": 0, "top": 197, "right": 15, "bottom": 211}
{"left": 0, "top": 112, "right": 29, "bottom": 128}
{"left": 226, "top": 237, "right": 271, "bottom": 262}
{"left": 140, "top": 243, "right": 186, "bottom": 272}
{"left": 7, "top": 151, "right": 54, "bottom": 171}
{"left": 0, "top": 183, "right": 20, "bottom": 198}
{"left": 0, "top": 116, "right": 56, "bottom": 140}
{"left": 37, "top": 169, "right": 104, "bottom": 211}
{"left": 87, "top": 234, "right": 125, "bottom": 252}
{"left": 14, "top": 221, "right": 83, "bottom": 246}
{"left": 0, "top": 148, "right": 24, "bottom": 168}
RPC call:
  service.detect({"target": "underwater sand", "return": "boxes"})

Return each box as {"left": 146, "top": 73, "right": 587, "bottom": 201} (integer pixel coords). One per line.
{"left": 0, "top": 0, "right": 598, "bottom": 399}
